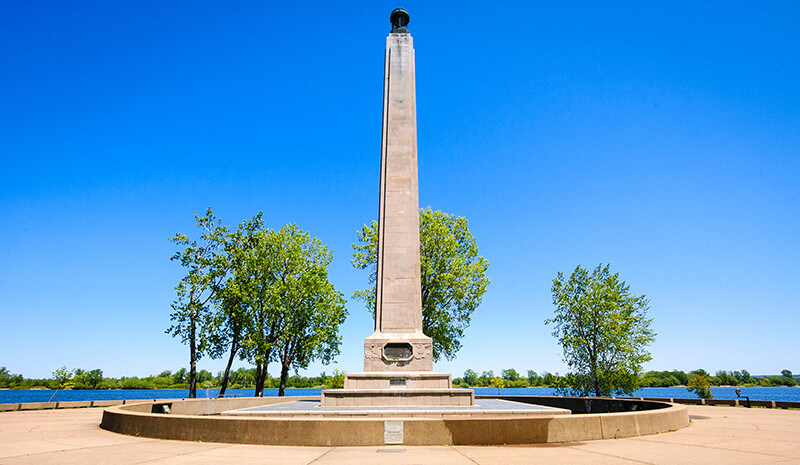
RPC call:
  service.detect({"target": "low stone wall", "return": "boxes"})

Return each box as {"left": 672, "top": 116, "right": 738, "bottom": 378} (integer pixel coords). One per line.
{"left": 99, "top": 395, "right": 690, "bottom": 446}
{"left": 636, "top": 397, "right": 799, "bottom": 409}
{"left": 0, "top": 398, "right": 172, "bottom": 412}
{"left": 484, "top": 395, "right": 671, "bottom": 413}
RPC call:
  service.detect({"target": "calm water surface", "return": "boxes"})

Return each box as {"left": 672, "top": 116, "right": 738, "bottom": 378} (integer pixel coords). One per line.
{"left": 2, "top": 386, "right": 799, "bottom": 404}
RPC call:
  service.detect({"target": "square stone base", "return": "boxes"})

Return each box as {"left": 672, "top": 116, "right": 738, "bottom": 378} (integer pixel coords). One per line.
{"left": 344, "top": 371, "right": 452, "bottom": 390}
{"left": 321, "top": 371, "right": 473, "bottom": 407}
{"left": 320, "top": 388, "right": 474, "bottom": 407}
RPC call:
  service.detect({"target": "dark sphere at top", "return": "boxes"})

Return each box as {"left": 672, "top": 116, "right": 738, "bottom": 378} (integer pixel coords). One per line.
{"left": 390, "top": 8, "right": 410, "bottom": 29}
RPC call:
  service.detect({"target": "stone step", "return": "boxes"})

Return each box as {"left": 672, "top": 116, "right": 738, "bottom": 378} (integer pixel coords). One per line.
{"left": 320, "top": 388, "right": 474, "bottom": 407}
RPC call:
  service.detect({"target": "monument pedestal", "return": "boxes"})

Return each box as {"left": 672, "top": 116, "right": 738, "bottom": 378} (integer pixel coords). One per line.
{"left": 321, "top": 334, "right": 475, "bottom": 406}
{"left": 321, "top": 371, "right": 474, "bottom": 407}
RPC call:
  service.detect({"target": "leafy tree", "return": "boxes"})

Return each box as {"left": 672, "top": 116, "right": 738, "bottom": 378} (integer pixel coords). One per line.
{"left": 527, "top": 370, "right": 541, "bottom": 386}
{"left": 501, "top": 368, "right": 520, "bottom": 382}
{"left": 546, "top": 264, "right": 655, "bottom": 397}
{"left": 781, "top": 369, "right": 793, "bottom": 379}
{"left": 490, "top": 377, "right": 505, "bottom": 389}
{"left": 167, "top": 208, "right": 228, "bottom": 398}
{"left": 172, "top": 368, "right": 188, "bottom": 385}
{"left": 73, "top": 368, "right": 104, "bottom": 389}
{"left": 462, "top": 369, "right": 478, "bottom": 386}
{"left": 715, "top": 370, "right": 737, "bottom": 386}
{"left": 478, "top": 370, "right": 494, "bottom": 387}
{"left": 268, "top": 224, "right": 347, "bottom": 396}
{"left": 0, "top": 367, "right": 11, "bottom": 388}
{"left": 206, "top": 214, "right": 266, "bottom": 397}
{"left": 207, "top": 281, "right": 249, "bottom": 397}
{"left": 687, "top": 373, "right": 713, "bottom": 399}
{"left": 228, "top": 215, "right": 280, "bottom": 397}
{"left": 0, "top": 367, "right": 24, "bottom": 388}
{"left": 51, "top": 366, "right": 74, "bottom": 389}
{"left": 731, "top": 370, "right": 755, "bottom": 385}
{"left": 324, "top": 369, "right": 346, "bottom": 389}
{"left": 229, "top": 367, "right": 255, "bottom": 388}
{"left": 229, "top": 221, "right": 347, "bottom": 397}
{"left": 641, "top": 370, "right": 684, "bottom": 387}
{"left": 352, "top": 208, "right": 490, "bottom": 361}
{"left": 671, "top": 370, "right": 689, "bottom": 386}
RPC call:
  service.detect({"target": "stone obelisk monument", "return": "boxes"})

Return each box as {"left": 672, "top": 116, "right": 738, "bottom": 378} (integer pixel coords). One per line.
{"left": 321, "top": 9, "right": 473, "bottom": 407}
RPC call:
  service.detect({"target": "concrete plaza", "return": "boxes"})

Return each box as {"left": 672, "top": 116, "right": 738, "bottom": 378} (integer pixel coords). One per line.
{"left": 1, "top": 405, "right": 798, "bottom": 464}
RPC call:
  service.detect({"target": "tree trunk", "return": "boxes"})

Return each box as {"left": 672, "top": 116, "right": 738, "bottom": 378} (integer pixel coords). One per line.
{"left": 218, "top": 340, "right": 238, "bottom": 398}
{"left": 189, "top": 325, "right": 197, "bottom": 398}
{"left": 254, "top": 361, "right": 264, "bottom": 397}
{"left": 278, "top": 360, "right": 290, "bottom": 397}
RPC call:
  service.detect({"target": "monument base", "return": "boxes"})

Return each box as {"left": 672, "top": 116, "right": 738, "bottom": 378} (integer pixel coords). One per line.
{"left": 321, "top": 372, "right": 474, "bottom": 407}
{"left": 344, "top": 371, "right": 451, "bottom": 389}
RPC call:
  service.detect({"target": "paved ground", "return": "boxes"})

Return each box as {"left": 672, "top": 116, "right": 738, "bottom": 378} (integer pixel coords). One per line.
{"left": 226, "top": 398, "right": 569, "bottom": 416}
{"left": 1, "top": 405, "right": 798, "bottom": 464}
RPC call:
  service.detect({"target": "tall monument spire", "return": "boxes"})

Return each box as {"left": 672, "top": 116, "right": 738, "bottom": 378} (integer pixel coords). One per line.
{"left": 366, "top": 7, "right": 432, "bottom": 371}
{"left": 321, "top": 9, "right": 473, "bottom": 407}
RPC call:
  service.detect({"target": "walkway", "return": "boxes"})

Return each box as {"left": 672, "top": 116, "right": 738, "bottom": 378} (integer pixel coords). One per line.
{"left": 1, "top": 405, "right": 798, "bottom": 464}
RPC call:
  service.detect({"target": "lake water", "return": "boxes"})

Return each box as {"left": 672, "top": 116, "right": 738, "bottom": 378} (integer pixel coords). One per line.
{"left": 2, "top": 386, "right": 799, "bottom": 404}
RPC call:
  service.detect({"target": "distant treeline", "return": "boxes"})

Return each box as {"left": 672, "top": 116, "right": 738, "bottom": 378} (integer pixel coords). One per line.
{"left": 0, "top": 366, "right": 345, "bottom": 391}
{"left": 451, "top": 368, "right": 798, "bottom": 388}
{"left": 1, "top": 366, "right": 796, "bottom": 391}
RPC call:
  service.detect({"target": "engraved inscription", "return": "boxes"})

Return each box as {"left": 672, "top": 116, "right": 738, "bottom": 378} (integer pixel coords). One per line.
{"left": 383, "top": 343, "right": 413, "bottom": 361}
{"left": 384, "top": 421, "right": 404, "bottom": 444}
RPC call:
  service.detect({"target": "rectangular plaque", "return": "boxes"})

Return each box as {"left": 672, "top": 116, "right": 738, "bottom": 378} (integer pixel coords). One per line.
{"left": 389, "top": 378, "right": 407, "bottom": 387}
{"left": 384, "top": 421, "right": 404, "bottom": 444}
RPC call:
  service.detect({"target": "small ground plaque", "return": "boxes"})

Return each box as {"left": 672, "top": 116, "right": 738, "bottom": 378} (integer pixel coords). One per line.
{"left": 389, "top": 378, "right": 407, "bottom": 387}
{"left": 384, "top": 421, "right": 404, "bottom": 444}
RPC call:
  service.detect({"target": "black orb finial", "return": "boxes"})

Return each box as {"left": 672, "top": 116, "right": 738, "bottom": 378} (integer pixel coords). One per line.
{"left": 390, "top": 8, "right": 410, "bottom": 33}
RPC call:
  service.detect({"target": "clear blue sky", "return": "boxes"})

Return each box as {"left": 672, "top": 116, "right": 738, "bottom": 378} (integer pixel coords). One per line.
{"left": 2, "top": 1, "right": 798, "bottom": 379}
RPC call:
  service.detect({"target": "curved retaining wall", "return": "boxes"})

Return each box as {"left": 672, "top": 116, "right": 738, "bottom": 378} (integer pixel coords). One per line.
{"left": 4, "top": 396, "right": 797, "bottom": 412}
{"left": 100, "top": 395, "right": 689, "bottom": 446}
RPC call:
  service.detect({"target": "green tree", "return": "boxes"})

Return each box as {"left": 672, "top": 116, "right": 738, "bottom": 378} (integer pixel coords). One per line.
{"left": 231, "top": 222, "right": 347, "bottom": 397}
{"left": 352, "top": 208, "right": 490, "bottom": 361}
{"left": 172, "top": 368, "right": 188, "bottom": 385}
{"left": 478, "top": 370, "right": 494, "bottom": 387}
{"left": 671, "top": 370, "right": 689, "bottom": 385}
{"left": 73, "top": 369, "right": 103, "bottom": 389}
{"left": 781, "top": 369, "right": 793, "bottom": 379}
{"left": 206, "top": 214, "right": 266, "bottom": 397}
{"left": 167, "top": 208, "right": 228, "bottom": 398}
{"left": 687, "top": 373, "right": 713, "bottom": 399}
{"left": 490, "top": 377, "right": 505, "bottom": 389}
{"left": 462, "top": 369, "right": 478, "bottom": 386}
{"left": 229, "top": 367, "right": 255, "bottom": 388}
{"left": 51, "top": 366, "right": 74, "bottom": 389}
{"left": 268, "top": 224, "right": 348, "bottom": 396}
{"left": 324, "top": 369, "right": 346, "bottom": 389}
{"left": 501, "top": 368, "right": 520, "bottom": 382}
{"left": 207, "top": 280, "right": 249, "bottom": 397}
{"left": 527, "top": 370, "right": 541, "bottom": 386}
{"left": 228, "top": 215, "right": 281, "bottom": 397}
{"left": 546, "top": 264, "right": 655, "bottom": 397}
